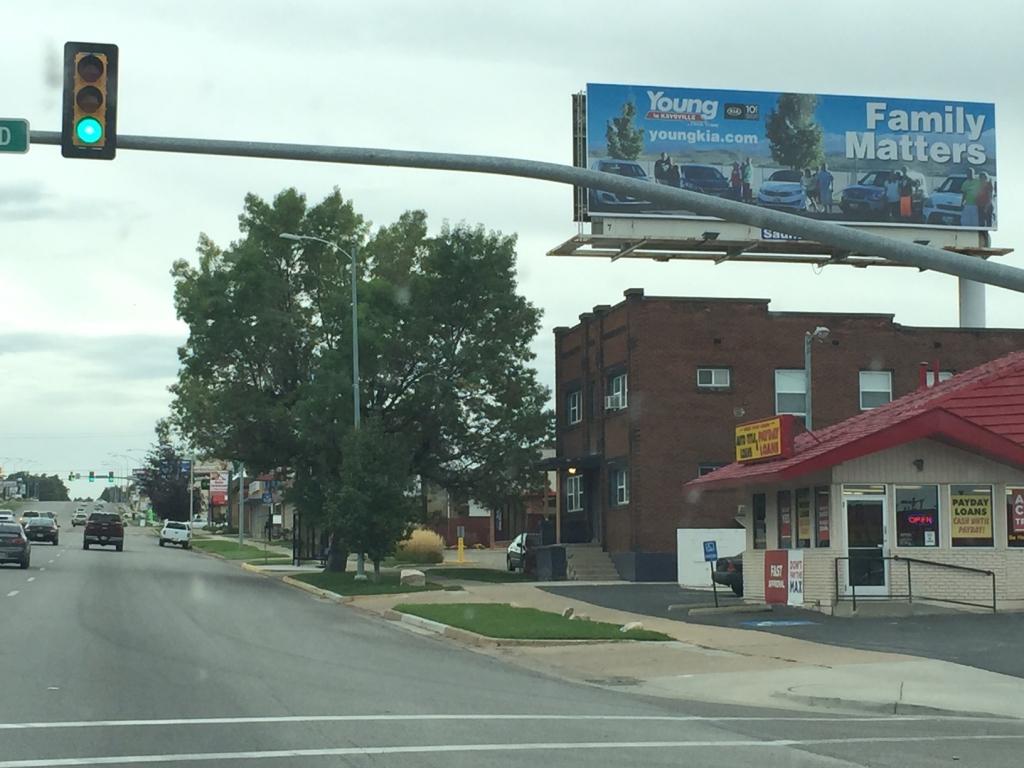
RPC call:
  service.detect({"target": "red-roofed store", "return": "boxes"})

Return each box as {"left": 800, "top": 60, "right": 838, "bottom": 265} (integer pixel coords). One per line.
{"left": 687, "top": 352, "right": 1024, "bottom": 613}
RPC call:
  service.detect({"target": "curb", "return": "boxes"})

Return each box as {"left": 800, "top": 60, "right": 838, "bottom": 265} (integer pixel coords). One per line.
{"left": 684, "top": 604, "right": 774, "bottom": 616}
{"left": 384, "top": 609, "right": 665, "bottom": 648}
{"left": 281, "top": 575, "right": 352, "bottom": 604}
{"left": 772, "top": 690, "right": 998, "bottom": 719}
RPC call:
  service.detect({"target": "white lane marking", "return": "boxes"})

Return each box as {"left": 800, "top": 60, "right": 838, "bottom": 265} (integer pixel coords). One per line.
{"left": 6, "top": 590, "right": 18, "bottom": 597}
{"left": 3, "top": 735, "right": 1024, "bottom": 767}
{"left": 0, "top": 713, "right": 1017, "bottom": 730}
{"left": 48, "top": 560, "right": 54, "bottom": 564}
{"left": 39, "top": 568, "right": 45, "bottom": 572}
{"left": 26, "top": 577, "right": 34, "bottom": 583}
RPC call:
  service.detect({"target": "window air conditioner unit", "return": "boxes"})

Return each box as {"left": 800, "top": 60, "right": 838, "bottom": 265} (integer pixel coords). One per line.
{"left": 605, "top": 394, "right": 623, "bottom": 410}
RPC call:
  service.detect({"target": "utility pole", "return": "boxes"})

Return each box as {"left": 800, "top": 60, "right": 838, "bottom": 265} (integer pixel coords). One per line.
{"left": 188, "top": 453, "right": 195, "bottom": 523}
{"left": 238, "top": 463, "right": 245, "bottom": 547}
{"left": 804, "top": 326, "right": 831, "bottom": 431}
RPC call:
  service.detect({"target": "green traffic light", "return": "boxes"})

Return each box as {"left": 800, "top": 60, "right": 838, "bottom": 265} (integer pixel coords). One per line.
{"left": 75, "top": 116, "right": 103, "bottom": 144}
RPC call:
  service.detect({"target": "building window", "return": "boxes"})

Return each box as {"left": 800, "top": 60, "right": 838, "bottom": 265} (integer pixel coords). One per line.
{"left": 815, "top": 486, "right": 830, "bottom": 547}
{"left": 697, "top": 367, "right": 730, "bottom": 389}
{"left": 697, "top": 463, "right": 727, "bottom": 477}
{"left": 777, "top": 490, "right": 793, "bottom": 549}
{"left": 951, "top": 484, "right": 993, "bottom": 547}
{"left": 606, "top": 372, "right": 628, "bottom": 410}
{"left": 752, "top": 493, "right": 767, "bottom": 549}
{"left": 926, "top": 370, "right": 953, "bottom": 386}
{"left": 895, "top": 485, "right": 940, "bottom": 547}
{"left": 775, "top": 369, "right": 806, "bottom": 416}
{"left": 859, "top": 370, "right": 892, "bottom": 410}
{"left": 609, "top": 466, "right": 629, "bottom": 506}
{"left": 795, "top": 488, "right": 812, "bottom": 548}
{"left": 566, "top": 389, "right": 582, "bottom": 425}
{"left": 565, "top": 474, "right": 583, "bottom": 513}
{"left": 1008, "top": 487, "right": 1024, "bottom": 548}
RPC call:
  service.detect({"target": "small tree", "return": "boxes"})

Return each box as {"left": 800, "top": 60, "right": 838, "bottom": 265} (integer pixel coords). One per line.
{"left": 605, "top": 101, "right": 645, "bottom": 160}
{"left": 333, "top": 418, "right": 416, "bottom": 580}
{"left": 137, "top": 420, "right": 197, "bottom": 521}
{"left": 765, "top": 93, "right": 824, "bottom": 170}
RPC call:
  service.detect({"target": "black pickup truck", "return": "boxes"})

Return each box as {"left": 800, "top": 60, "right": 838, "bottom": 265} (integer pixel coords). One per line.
{"left": 712, "top": 554, "right": 743, "bottom": 597}
{"left": 84, "top": 512, "right": 124, "bottom": 551}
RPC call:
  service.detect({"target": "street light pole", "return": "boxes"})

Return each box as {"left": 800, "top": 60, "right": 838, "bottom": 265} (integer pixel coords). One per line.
{"left": 280, "top": 232, "right": 366, "bottom": 580}
{"left": 804, "top": 326, "right": 831, "bottom": 431}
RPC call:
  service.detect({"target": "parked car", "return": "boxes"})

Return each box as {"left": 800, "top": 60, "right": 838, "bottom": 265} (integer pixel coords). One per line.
{"left": 189, "top": 515, "right": 208, "bottom": 530}
{"left": 712, "top": 553, "right": 743, "bottom": 597}
{"left": 71, "top": 511, "right": 89, "bottom": 527}
{"left": 24, "top": 517, "right": 59, "bottom": 546}
{"left": 18, "top": 510, "right": 40, "bottom": 529}
{"left": 0, "top": 521, "right": 30, "bottom": 569}
{"left": 757, "top": 169, "right": 807, "bottom": 210}
{"left": 840, "top": 170, "right": 928, "bottom": 218}
{"left": 923, "top": 173, "right": 968, "bottom": 226}
{"left": 506, "top": 532, "right": 541, "bottom": 571}
{"left": 587, "top": 159, "right": 657, "bottom": 213}
{"left": 677, "top": 164, "right": 732, "bottom": 197}
{"left": 83, "top": 512, "right": 124, "bottom": 551}
{"left": 159, "top": 520, "right": 192, "bottom": 549}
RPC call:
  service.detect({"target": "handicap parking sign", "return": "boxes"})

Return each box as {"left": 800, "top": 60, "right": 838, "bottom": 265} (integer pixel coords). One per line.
{"left": 703, "top": 540, "right": 718, "bottom": 562}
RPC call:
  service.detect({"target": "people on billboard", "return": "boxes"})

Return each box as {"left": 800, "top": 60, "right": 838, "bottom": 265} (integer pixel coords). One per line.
{"left": 654, "top": 152, "right": 672, "bottom": 184}
{"left": 740, "top": 158, "right": 753, "bottom": 203}
{"left": 885, "top": 171, "right": 902, "bottom": 220}
{"left": 816, "top": 163, "right": 834, "bottom": 213}
{"left": 666, "top": 161, "right": 681, "bottom": 188}
{"left": 730, "top": 162, "right": 743, "bottom": 200}
{"left": 960, "top": 168, "right": 981, "bottom": 226}
{"left": 899, "top": 167, "right": 915, "bottom": 219}
{"left": 803, "top": 169, "right": 819, "bottom": 212}
{"left": 977, "top": 172, "right": 994, "bottom": 227}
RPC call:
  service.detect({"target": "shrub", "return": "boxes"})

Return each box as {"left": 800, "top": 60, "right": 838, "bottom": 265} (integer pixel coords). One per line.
{"left": 397, "top": 529, "right": 444, "bottom": 564}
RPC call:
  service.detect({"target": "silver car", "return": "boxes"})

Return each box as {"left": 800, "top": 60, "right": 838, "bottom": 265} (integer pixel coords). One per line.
{"left": 0, "top": 521, "right": 30, "bottom": 569}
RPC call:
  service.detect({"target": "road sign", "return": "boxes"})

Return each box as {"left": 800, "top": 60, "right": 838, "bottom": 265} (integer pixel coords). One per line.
{"left": 261, "top": 491, "right": 272, "bottom": 504}
{"left": 0, "top": 119, "right": 29, "bottom": 153}
{"left": 702, "top": 540, "right": 718, "bottom": 562}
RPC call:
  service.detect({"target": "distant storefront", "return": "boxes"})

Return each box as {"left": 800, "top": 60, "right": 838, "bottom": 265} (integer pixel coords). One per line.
{"left": 688, "top": 352, "right": 1024, "bottom": 612}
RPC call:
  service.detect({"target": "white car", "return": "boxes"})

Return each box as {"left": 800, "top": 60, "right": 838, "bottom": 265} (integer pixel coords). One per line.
{"left": 189, "top": 515, "right": 208, "bottom": 530}
{"left": 159, "top": 521, "right": 192, "bottom": 549}
{"left": 757, "top": 169, "right": 807, "bottom": 210}
{"left": 0, "top": 509, "right": 15, "bottom": 523}
{"left": 924, "top": 174, "right": 968, "bottom": 226}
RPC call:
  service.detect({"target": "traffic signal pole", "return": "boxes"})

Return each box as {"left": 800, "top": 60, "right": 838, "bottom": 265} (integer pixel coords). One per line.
{"left": 27, "top": 130, "right": 1024, "bottom": 295}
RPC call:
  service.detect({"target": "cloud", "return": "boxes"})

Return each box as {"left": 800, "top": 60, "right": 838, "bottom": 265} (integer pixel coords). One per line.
{"left": 0, "top": 333, "right": 183, "bottom": 381}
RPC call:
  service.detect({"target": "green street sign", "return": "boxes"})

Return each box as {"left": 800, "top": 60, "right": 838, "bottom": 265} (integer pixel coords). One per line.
{"left": 0, "top": 119, "right": 29, "bottom": 153}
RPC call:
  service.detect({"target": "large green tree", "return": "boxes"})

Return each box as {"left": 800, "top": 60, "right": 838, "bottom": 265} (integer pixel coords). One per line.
{"left": 171, "top": 189, "right": 549, "bottom": 569}
{"left": 6, "top": 472, "right": 69, "bottom": 501}
{"left": 605, "top": 101, "right": 645, "bottom": 160}
{"left": 765, "top": 93, "right": 824, "bottom": 170}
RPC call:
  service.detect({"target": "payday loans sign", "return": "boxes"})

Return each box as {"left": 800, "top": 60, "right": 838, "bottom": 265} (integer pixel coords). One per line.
{"left": 584, "top": 83, "right": 997, "bottom": 229}
{"left": 735, "top": 415, "right": 796, "bottom": 463}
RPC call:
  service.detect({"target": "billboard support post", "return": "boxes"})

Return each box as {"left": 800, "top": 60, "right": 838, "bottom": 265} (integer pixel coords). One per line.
{"left": 28, "top": 129, "right": 1024, "bottom": 295}
{"left": 958, "top": 278, "right": 986, "bottom": 328}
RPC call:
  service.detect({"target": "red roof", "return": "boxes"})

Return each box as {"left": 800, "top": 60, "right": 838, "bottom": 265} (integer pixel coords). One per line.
{"left": 689, "top": 350, "right": 1024, "bottom": 491}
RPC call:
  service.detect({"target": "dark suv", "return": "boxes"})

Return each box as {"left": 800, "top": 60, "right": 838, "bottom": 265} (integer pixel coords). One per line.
{"left": 84, "top": 512, "right": 124, "bottom": 551}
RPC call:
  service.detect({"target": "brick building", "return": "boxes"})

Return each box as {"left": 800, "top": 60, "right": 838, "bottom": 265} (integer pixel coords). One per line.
{"left": 551, "top": 289, "right": 1024, "bottom": 581}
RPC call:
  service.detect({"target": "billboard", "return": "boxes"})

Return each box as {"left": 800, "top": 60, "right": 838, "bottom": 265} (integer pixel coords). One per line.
{"left": 210, "top": 471, "right": 229, "bottom": 507}
{"left": 584, "top": 83, "right": 996, "bottom": 230}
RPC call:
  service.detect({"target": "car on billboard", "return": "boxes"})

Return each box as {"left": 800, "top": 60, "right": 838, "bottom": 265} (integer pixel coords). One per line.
{"left": 923, "top": 173, "right": 969, "bottom": 226}
{"left": 756, "top": 169, "right": 807, "bottom": 211}
{"left": 677, "top": 164, "right": 732, "bottom": 198}
{"left": 587, "top": 159, "right": 657, "bottom": 213}
{"left": 839, "top": 170, "right": 928, "bottom": 219}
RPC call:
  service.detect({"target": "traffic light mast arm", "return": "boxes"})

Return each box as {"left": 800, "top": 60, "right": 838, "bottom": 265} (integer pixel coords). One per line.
{"left": 29, "top": 130, "right": 1024, "bottom": 294}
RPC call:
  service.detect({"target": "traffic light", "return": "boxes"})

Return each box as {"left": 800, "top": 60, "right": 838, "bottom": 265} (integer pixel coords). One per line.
{"left": 108, "top": 471, "right": 114, "bottom": 484}
{"left": 61, "top": 41, "right": 118, "bottom": 160}
{"left": 88, "top": 471, "right": 95, "bottom": 483}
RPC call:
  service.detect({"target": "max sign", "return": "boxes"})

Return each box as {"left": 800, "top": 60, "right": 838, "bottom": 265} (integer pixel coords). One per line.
{"left": 764, "top": 550, "right": 803, "bottom": 606}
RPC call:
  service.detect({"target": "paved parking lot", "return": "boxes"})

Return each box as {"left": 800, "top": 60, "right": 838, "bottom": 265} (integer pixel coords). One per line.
{"left": 544, "top": 583, "right": 1024, "bottom": 678}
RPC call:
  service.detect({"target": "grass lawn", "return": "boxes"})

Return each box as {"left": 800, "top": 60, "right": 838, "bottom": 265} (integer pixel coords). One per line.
{"left": 295, "top": 570, "right": 445, "bottom": 596}
{"left": 190, "top": 539, "right": 288, "bottom": 560}
{"left": 394, "top": 603, "right": 672, "bottom": 641}
{"left": 425, "top": 567, "right": 533, "bottom": 583}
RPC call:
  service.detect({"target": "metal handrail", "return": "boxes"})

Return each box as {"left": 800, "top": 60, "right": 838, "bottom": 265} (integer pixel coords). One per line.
{"left": 834, "top": 555, "right": 997, "bottom": 613}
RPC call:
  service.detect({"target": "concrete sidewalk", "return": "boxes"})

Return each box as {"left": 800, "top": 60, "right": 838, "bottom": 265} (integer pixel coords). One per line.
{"left": 349, "top": 581, "right": 1024, "bottom": 718}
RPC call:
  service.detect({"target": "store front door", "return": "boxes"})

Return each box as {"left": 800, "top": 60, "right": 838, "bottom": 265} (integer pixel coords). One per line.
{"left": 844, "top": 497, "right": 888, "bottom": 596}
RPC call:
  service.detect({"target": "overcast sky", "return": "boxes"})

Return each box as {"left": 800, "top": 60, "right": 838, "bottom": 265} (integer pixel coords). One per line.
{"left": 2, "top": 0, "right": 1023, "bottom": 498}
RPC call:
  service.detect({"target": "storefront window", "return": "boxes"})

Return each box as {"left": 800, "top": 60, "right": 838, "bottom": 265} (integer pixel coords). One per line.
{"left": 795, "top": 488, "right": 812, "bottom": 548}
{"left": 951, "top": 484, "right": 994, "bottom": 547}
{"left": 895, "top": 485, "right": 939, "bottom": 547}
{"left": 815, "top": 486, "right": 830, "bottom": 548}
{"left": 752, "top": 493, "right": 766, "bottom": 550}
{"left": 1007, "top": 487, "right": 1024, "bottom": 548}
{"left": 777, "top": 490, "right": 792, "bottom": 549}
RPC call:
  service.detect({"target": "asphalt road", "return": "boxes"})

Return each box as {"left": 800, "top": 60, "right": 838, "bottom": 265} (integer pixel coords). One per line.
{"left": 544, "top": 583, "right": 1024, "bottom": 679}
{"left": 3, "top": 502, "right": 1024, "bottom": 767}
